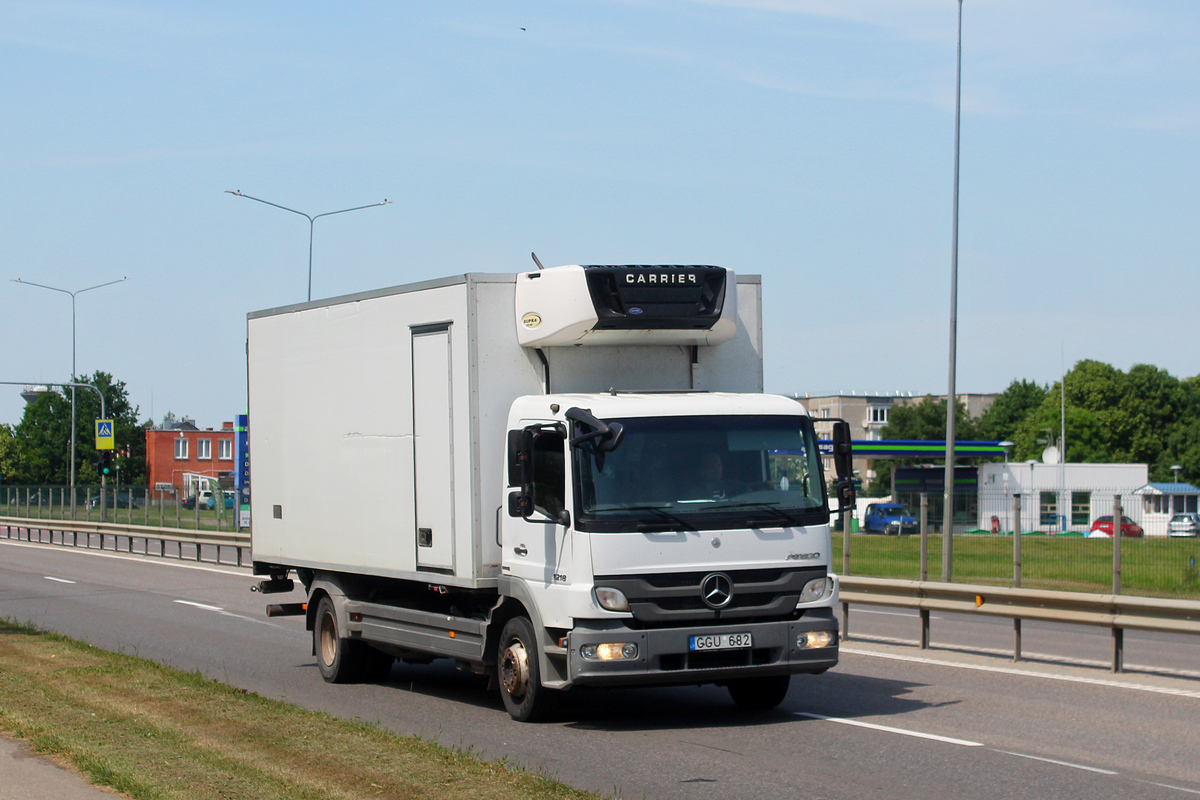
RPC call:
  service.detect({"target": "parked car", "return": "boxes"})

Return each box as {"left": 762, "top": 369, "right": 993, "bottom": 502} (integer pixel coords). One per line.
{"left": 183, "top": 489, "right": 234, "bottom": 511}
{"left": 1088, "top": 515, "right": 1144, "bottom": 538}
{"left": 1168, "top": 512, "right": 1200, "bottom": 537}
{"left": 862, "top": 502, "right": 918, "bottom": 535}
{"left": 86, "top": 493, "right": 142, "bottom": 509}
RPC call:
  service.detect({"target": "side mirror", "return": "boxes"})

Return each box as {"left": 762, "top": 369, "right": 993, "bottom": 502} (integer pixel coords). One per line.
{"left": 832, "top": 419, "right": 853, "bottom": 480}
{"left": 508, "top": 489, "right": 531, "bottom": 518}
{"left": 565, "top": 407, "right": 624, "bottom": 452}
{"left": 507, "top": 428, "right": 535, "bottom": 517}
{"left": 835, "top": 478, "right": 856, "bottom": 514}
{"left": 597, "top": 421, "right": 625, "bottom": 452}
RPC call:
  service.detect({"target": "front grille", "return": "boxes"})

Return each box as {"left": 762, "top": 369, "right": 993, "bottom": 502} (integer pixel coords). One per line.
{"left": 595, "top": 567, "right": 825, "bottom": 626}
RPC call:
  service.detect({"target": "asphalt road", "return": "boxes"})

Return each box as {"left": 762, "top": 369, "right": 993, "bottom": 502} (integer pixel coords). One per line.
{"left": 3, "top": 537, "right": 1200, "bottom": 800}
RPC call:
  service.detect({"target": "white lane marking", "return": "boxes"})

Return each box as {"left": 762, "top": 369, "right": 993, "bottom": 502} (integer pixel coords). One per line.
{"left": 44, "top": 576, "right": 76, "bottom": 584}
{"left": 174, "top": 600, "right": 224, "bottom": 612}
{"left": 851, "top": 608, "right": 925, "bottom": 618}
{"left": 993, "top": 750, "right": 1118, "bottom": 775}
{"left": 172, "top": 599, "right": 281, "bottom": 628}
{"left": 794, "top": 712, "right": 983, "bottom": 747}
{"left": 842, "top": 647, "right": 1200, "bottom": 699}
{"left": 1135, "top": 780, "right": 1200, "bottom": 795}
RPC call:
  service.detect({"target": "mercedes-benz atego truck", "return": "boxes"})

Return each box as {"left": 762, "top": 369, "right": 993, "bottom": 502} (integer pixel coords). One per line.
{"left": 247, "top": 263, "right": 854, "bottom": 720}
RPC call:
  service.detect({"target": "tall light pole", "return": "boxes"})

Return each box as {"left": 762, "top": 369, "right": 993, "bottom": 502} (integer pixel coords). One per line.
{"left": 225, "top": 190, "right": 391, "bottom": 302}
{"left": 11, "top": 276, "right": 128, "bottom": 495}
{"left": 942, "top": 0, "right": 964, "bottom": 581}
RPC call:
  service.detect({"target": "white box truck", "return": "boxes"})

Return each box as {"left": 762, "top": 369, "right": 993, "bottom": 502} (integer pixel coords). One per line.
{"left": 247, "top": 264, "right": 855, "bottom": 721}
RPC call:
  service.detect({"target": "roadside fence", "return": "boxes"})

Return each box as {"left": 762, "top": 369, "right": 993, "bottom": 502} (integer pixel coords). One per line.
{"left": 1, "top": 484, "right": 244, "bottom": 533}
{"left": 839, "top": 490, "right": 1200, "bottom": 600}
{"left": 0, "top": 516, "right": 249, "bottom": 568}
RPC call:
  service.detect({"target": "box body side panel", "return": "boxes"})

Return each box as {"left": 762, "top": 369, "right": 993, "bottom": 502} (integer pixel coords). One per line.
{"left": 250, "top": 282, "right": 479, "bottom": 582}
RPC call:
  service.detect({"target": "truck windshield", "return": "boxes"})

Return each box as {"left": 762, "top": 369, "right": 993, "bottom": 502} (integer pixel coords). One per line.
{"left": 572, "top": 414, "right": 828, "bottom": 532}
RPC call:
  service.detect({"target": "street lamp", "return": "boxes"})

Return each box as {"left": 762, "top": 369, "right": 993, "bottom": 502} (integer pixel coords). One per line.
{"left": 10, "top": 276, "right": 128, "bottom": 495}
{"left": 942, "top": 0, "right": 965, "bottom": 580}
{"left": 225, "top": 190, "right": 391, "bottom": 302}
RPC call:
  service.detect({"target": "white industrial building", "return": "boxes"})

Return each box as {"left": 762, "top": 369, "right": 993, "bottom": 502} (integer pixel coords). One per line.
{"left": 978, "top": 462, "right": 1149, "bottom": 535}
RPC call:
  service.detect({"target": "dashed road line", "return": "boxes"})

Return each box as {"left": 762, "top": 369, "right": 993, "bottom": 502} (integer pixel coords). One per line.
{"left": 993, "top": 749, "right": 1118, "bottom": 775}
{"left": 794, "top": 712, "right": 983, "bottom": 746}
{"left": 172, "top": 599, "right": 280, "bottom": 627}
{"left": 43, "top": 576, "right": 76, "bottom": 584}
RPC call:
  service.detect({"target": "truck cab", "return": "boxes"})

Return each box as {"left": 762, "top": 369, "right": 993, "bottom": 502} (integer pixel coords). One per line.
{"left": 499, "top": 392, "right": 851, "bottom": 719}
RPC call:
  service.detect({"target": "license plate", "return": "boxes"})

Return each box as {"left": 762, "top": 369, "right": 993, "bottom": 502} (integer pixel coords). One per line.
{"left": 689, "top": 632, "right": 753, "bottom": 651}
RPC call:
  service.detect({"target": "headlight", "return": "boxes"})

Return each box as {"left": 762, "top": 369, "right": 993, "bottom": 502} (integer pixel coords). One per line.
{"left": 798, "top": 577, "right": 831, "bottom": 604}
{"left": 594, "top": 587, "right": 630, "bottom": 612}
{"left": 580, "top": 642, "right": 639, "bottom": 661}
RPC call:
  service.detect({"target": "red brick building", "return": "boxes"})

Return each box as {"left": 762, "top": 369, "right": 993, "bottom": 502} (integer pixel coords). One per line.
{"left": 145, "top": 420, "right": 236, "bottom": 496}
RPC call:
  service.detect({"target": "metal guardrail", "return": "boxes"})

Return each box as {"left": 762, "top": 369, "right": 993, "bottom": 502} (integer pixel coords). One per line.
{"left": 1, "top": 517, "right": 250, "bottom": 568}
{"left": 840, "top": 575, "right": 1200, "bottom": 673}
{"left": 5, "top": 514, "right": 1198, "bottom": 674}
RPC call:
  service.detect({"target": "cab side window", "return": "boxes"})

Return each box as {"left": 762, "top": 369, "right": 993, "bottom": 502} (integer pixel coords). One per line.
{"left": 531, "top": 431, "right": 565, "bottom": 519}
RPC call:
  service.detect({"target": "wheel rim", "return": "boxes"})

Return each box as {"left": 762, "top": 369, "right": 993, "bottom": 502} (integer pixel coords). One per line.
{"left": 319, "top": 612, "right": 337, "bottom": 666}
{"left": 499, "top": 638, "right": 530, "bottom": 700}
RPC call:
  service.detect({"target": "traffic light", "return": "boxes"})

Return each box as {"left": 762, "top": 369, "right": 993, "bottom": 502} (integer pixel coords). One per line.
{"left": 95, "top": 450, "right": 114, "bottom": 478}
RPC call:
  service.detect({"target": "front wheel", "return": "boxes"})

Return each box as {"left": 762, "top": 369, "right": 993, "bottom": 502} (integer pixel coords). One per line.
{"left": 314, "top": 596, "right": 365, "bottom": 683}
{"left": 727, "top": 674, "right": 790, "bottom": 710}
{"left": 497, "top": 616, "right": 557, "bottom": 722}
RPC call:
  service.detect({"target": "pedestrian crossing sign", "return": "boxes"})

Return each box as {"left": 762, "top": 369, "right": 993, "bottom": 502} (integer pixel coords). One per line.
{"left": 95, "top": 419, "right": 114, "bottom": 450}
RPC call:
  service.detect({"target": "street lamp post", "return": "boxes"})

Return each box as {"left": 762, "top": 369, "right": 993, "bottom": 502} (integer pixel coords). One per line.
{"left": 11, "top": 277, "right": 128, "bottom": 499}
{"left": 225, "top": 191, "right": 391, "bottom": 302}
{"left": 942, "top": 0, "right": 965, "bottom": 581}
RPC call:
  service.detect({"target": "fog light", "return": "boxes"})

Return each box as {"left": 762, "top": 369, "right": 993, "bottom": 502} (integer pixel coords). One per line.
{"left": 580, "top": 642, "right": 638, "bottom": 661}
{"left": 594, "top": 587, "right": 630, "bottom": 612}
{"left": 798, "top": 631, "right": 833, "bottom": 649}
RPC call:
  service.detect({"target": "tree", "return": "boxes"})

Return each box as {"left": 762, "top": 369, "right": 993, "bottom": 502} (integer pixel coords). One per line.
{"left": 865, "top": 396, "right": 979, "bottom": 495}
{"left": 976, "top": 379, "right": 1047, "bottom": 442}
{"left": 0, "top": 424, "right": 20, "bottom": 485}
{"left": 883, "top": 395, "right": 978, "bottom": 441}
{"left": 10, "top": 371, "right": 146, "bottom": 485}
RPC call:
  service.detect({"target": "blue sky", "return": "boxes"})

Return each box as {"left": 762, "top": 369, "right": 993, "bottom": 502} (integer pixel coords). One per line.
{"left": 3, "top": 1, "right": 1197, "bottom": 429}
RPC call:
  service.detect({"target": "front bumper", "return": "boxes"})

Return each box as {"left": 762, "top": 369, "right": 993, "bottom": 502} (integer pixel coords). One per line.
{"left": 566, "top": 608, "right": 838, "bottom": 687}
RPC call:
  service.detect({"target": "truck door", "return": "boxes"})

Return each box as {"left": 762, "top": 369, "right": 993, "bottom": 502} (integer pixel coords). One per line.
{"left": 411, "top": 323, "right": 455, "bottom": 572}
{"left": 503, "top": 423, "right": 572, "bottom": 618}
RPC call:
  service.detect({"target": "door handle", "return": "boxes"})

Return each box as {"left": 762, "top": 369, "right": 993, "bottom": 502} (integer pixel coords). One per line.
{"left": 514, "top": 544, "right": 528, "bottom": 557}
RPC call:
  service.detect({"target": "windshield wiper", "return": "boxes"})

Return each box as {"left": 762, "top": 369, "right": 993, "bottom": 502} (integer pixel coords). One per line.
{"left": 616, "top": 504, "right": 697, "bottom": 531}
{"left": 705, "top": 501, "right": 801, "bottom": 525}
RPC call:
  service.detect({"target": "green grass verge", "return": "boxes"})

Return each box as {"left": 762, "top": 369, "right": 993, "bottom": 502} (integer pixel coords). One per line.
{"left": 833, "top": 534, "right": 1200, "bottom": 597}
{"left": 0, "top": 620, "right": 603, "bottom": 800}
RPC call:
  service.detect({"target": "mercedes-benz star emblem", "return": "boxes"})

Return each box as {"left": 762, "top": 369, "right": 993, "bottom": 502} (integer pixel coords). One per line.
{"left": 700, "top": 572, "right": 733, "bottom": 610}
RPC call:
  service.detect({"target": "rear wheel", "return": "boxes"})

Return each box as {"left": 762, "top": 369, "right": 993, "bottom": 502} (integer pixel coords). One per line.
{"left": 497, "top": 616, "right": 556, "bottom": 722}
{"left": 727, "top": 674, "right": 791, "bottom": 710}
{"left": 314, "top": 596, "right": 365, "bottom": 683}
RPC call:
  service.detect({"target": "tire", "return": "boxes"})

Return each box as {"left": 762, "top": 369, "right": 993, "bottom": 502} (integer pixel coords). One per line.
{"left": 314, "top": 596, "right": 365, "bottom": 683}
{"left": 497, "top": 616, "right": 556, "bottom": 722}
{"left": 727, "top": 674, "right": 791, "bottom": 711}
